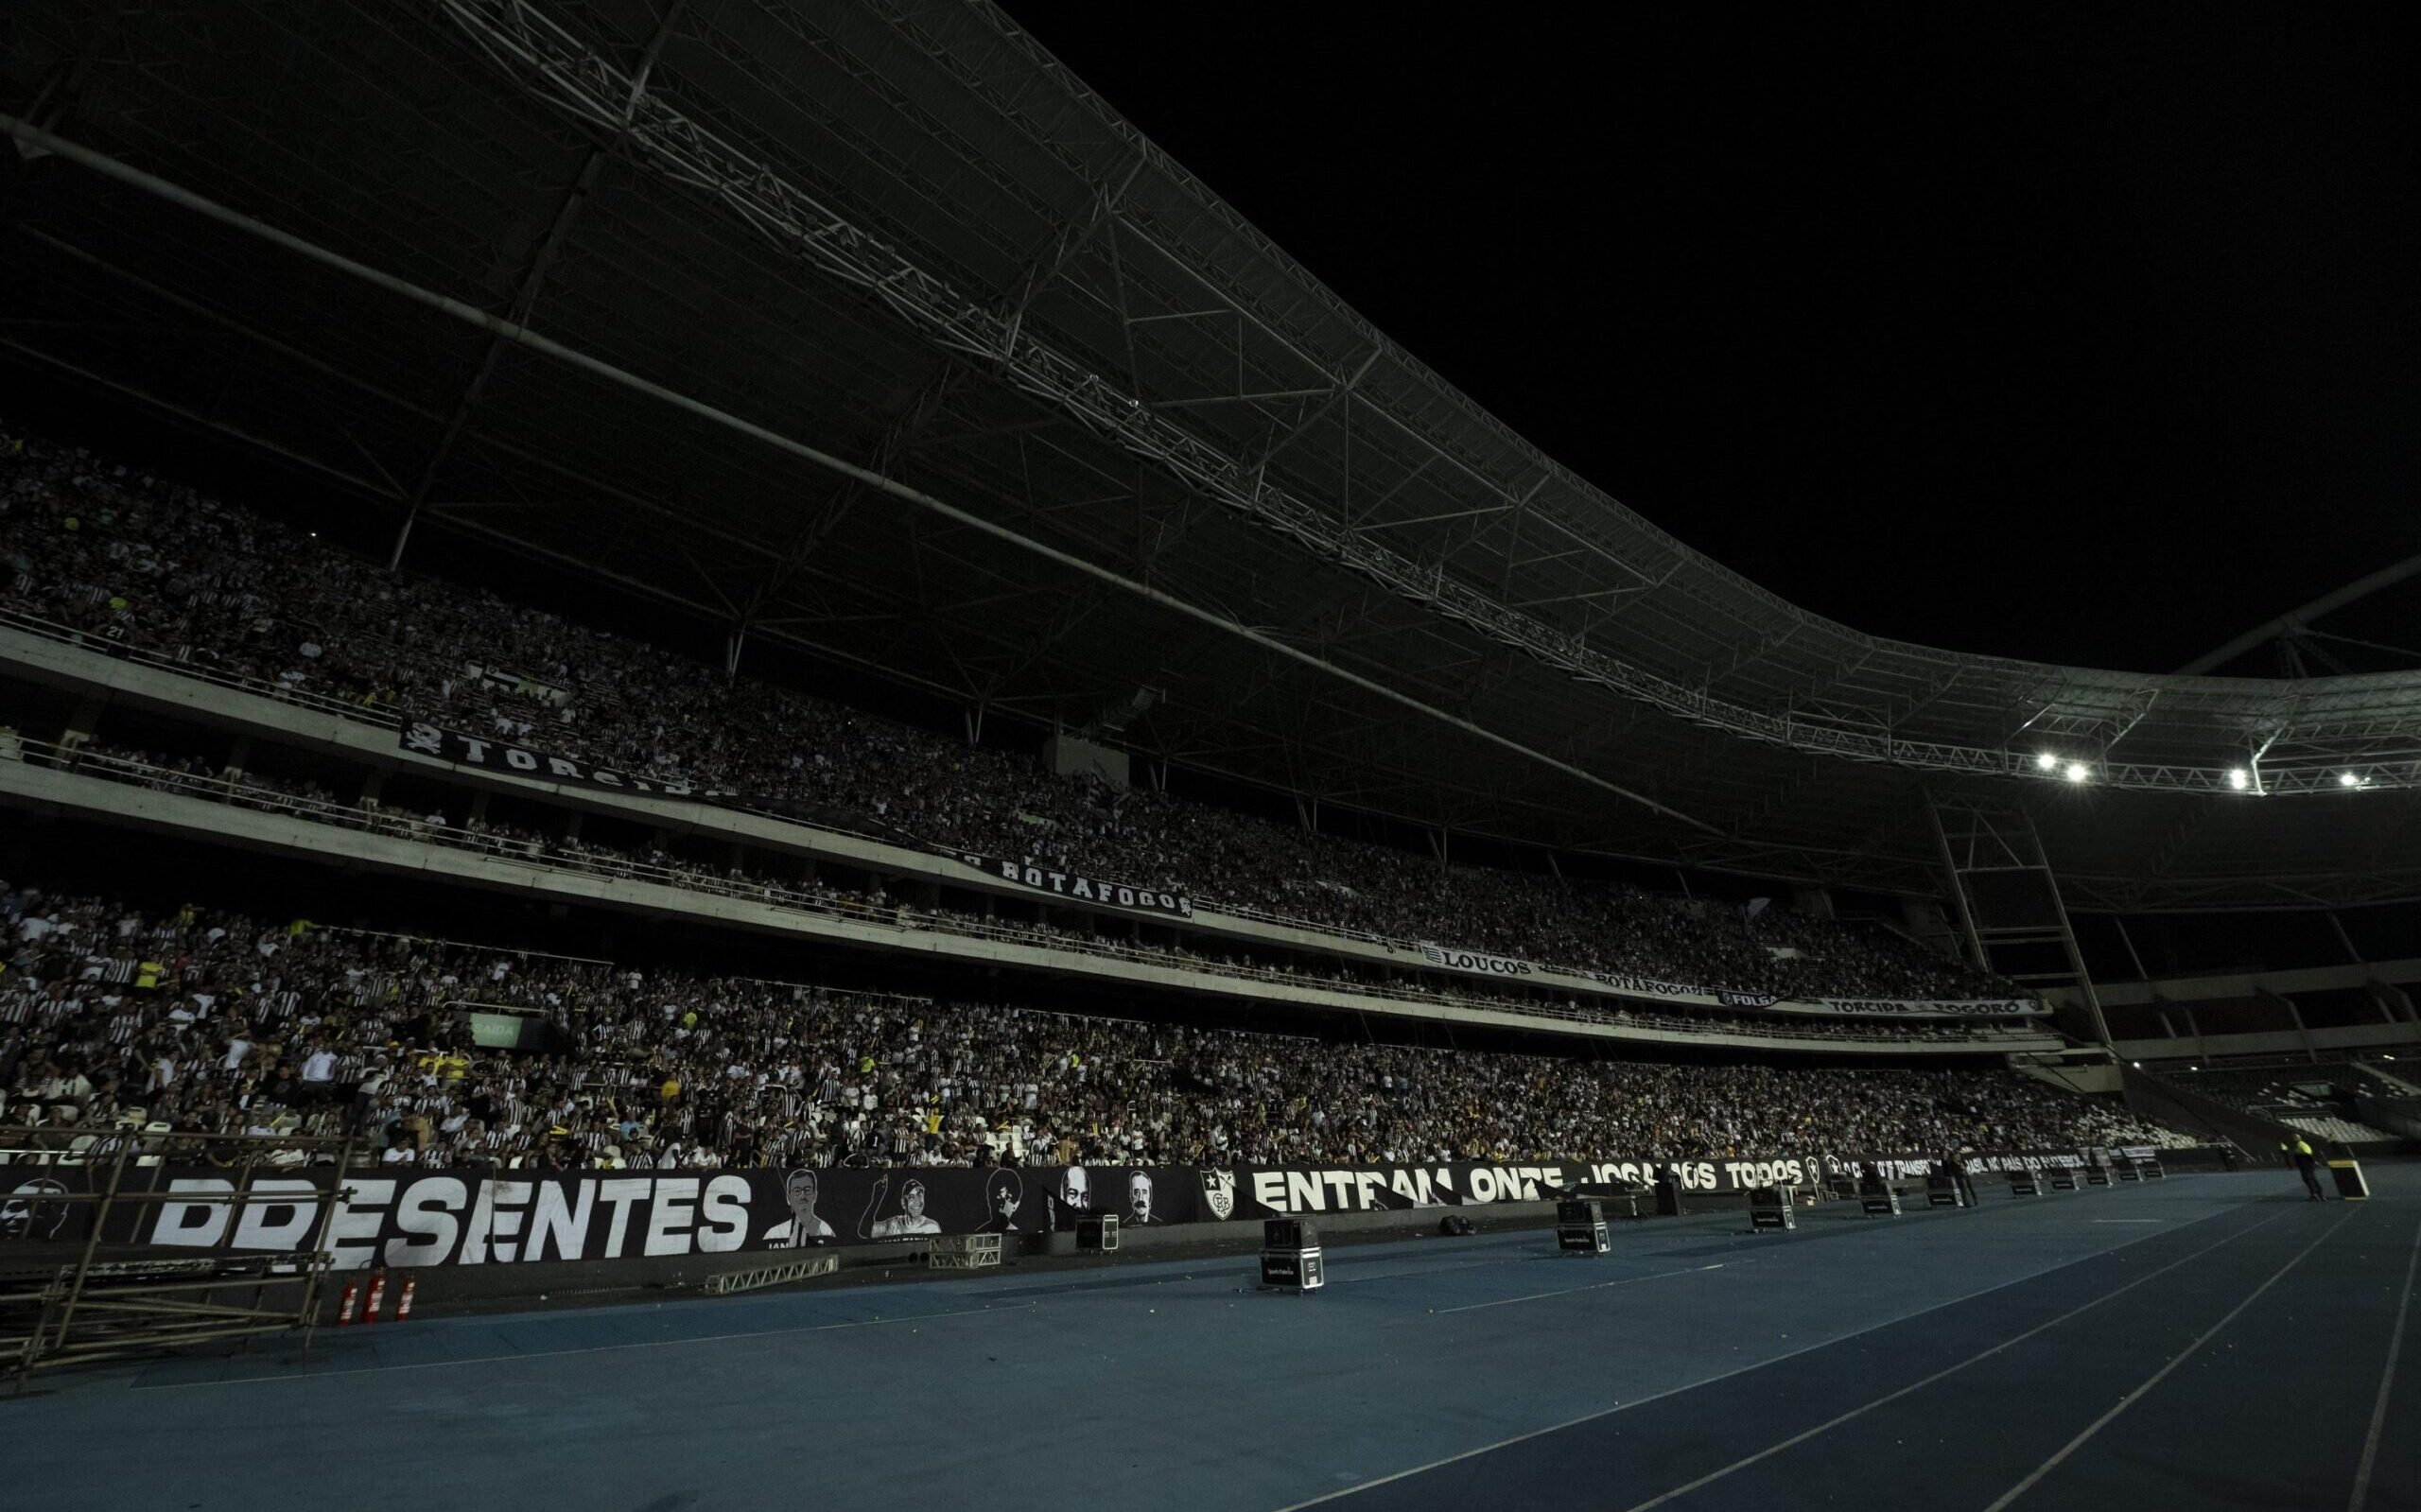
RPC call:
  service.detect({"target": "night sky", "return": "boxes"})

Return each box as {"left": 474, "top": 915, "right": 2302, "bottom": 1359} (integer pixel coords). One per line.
{"left": 999, "top": 7, "right": 2420, "bottom": 674}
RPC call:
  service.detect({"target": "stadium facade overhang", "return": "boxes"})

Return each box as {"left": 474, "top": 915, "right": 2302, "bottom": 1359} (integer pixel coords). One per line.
{"left": 5, "top": 0, "right": 2419, "bottom": 911}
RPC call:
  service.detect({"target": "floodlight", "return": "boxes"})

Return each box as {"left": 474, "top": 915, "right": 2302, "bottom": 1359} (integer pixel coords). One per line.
{"left": 2034, "top": 752, "right": 2058, "bottom": 772}
{"left": 2339, "top": 771, "right": 2362, "bottom": 789}
{"left": 2064, "top": 762, "right": 2089, "bottom": 782}
{"left": 2227, "top": 769, "right": 2250, "bottom": 791}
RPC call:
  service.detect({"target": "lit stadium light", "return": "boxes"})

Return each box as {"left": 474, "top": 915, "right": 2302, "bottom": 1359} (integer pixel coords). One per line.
{"left": 2227, "top": 768, "right": 2250, "bottom": 791}
{"left": 2034, "top": 752, "right": 2058, "bottom": 772}
{"left": 2339, "top": 771, "right": 2362, "bottom": 789}
{"left": 2064, "top": 762, "right": 2089, "bottom": 783}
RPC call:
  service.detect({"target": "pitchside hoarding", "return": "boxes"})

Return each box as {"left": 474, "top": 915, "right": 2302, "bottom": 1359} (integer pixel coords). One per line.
{"left": 0, "top": 1150, "right": 2139, "bottom": 1268}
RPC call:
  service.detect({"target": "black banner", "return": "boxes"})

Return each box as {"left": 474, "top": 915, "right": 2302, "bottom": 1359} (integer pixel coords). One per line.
{"left": 1420, "top": 945, "right": 1534, "bottom": 979}
{"left": 400, "top": 720, "right": 904, "bottom": 840}
{"left": 1787, "top": 998, "right": 2040, "bottom": 1018}
{"left": 946, "top": 851, "right": 1193, "bottom": 920}
{"left": 1423, "top": 950, "right": 2038, "bottom": 1019}
{"left": 397, "top": 721, "right": 1196, "bottom": 919}
{"left": 404, "top": 721, "right": 727, "bottom": 800}
{"left": 2, "top": 1149, "right": 2152, "bottom": 1267}
{"left": 398, "top": 719, "right": 2042, "bottom": 1017}
{"left": 2, "top": 1166, "right": 1019, "bottom": 1268}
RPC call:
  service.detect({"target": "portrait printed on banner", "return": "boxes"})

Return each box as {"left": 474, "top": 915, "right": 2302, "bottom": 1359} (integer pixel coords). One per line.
{"left": 764, "top": 1167, "right": 836, "bottom": 1246}
{"left": 1, "top": 1178, "right": 71, "bottom": 1242}
{"left": 977, "top": 1169, "right": 1025, "bottom": 1233}
{"left": 864, "top": 1175, "right": 941, "bottom": 1239}
{"left": 1047, "top": 1165, "right": 1092, "bottom": 1230}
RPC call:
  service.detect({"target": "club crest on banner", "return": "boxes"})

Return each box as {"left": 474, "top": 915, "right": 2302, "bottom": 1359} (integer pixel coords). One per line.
{"left": 1199, "top": 1169, "right": 1236, "bottom": 1221}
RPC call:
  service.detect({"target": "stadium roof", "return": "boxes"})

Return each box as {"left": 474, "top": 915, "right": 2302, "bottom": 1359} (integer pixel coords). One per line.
{"left": 6, "top": 0, "right": 2421, "bottom": 911}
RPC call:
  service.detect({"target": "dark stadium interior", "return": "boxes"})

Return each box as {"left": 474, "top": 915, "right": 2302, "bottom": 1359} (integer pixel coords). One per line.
{"left": 1, "top": 5, "right": 2416, "bottom": 1510}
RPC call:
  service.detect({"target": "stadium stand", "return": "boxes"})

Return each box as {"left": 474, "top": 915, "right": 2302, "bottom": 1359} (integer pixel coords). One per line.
{"left": 8, "top": 10, "right": 2420, "bottom": 1508}
{"left": 2164, "top": 1061, "right": 2405, "bottom": 1145}
{"left": 0, "top": 882, "right": 2186, "bottom": 1173}
{"left": 0, "top": 427, "right": 2014, "bottom": 1006}
{"left": 6, "top": 736, "right": 2042, "bottom": 1050}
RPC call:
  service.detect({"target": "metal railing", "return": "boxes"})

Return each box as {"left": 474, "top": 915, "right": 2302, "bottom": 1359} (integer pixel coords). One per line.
{"left": 1, "top": 1125, "right": 357, "bottom": 1382}
{"left": 1, "top": 598, "right": 2031, "bottom": 1013}
{"left": 6, "top": 739, "right": 2044, "bottom": 1050}
{"left": 0, "top": 601, "right": 400, "bottom": 726}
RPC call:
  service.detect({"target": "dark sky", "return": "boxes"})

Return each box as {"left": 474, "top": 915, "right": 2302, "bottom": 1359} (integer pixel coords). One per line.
{"left": 997, "top": 6, "right": 2421, "bottom": 673}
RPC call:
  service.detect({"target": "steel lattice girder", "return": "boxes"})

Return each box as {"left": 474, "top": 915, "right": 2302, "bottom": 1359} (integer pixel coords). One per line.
{"left": 5, "top": 0, "right": 2421, "bottom": 909}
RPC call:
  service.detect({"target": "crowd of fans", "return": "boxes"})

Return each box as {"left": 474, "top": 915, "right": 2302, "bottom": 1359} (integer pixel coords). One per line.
{"left": 33, "top": 739, "right": 2038, "bottom": 1049}
{"left": 1, "top": 885, "right": 2185, "bottom": 1175}
{"left": 2, "top": 428, "right": 2014, "bottom": 1005}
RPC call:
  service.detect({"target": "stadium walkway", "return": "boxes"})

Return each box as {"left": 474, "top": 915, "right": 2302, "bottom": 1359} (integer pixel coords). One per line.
{"left": 9, "top": 1167, "right": 2415, "bottom": 1511}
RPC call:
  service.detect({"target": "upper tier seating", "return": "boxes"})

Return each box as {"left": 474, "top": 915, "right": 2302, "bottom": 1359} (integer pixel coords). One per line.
{"left": 2, "top": 427, "right": 2019, "bottom": 1009}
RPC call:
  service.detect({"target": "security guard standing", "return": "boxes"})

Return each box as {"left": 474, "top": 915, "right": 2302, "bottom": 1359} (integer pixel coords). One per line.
{"left": 2287, "top": 1136, "right": 2326, "bottom": 1201}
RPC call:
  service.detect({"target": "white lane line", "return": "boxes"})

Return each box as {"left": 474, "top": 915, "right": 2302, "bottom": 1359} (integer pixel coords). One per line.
{"left": 1332, "top": 1255, "right": 1555, "bottom": 1287}
{"left": 2348, "top": 1212, "right": 2421, "bottom": 1512}
{"left": 2091, "top": 1219, "right": 2164, "bottom": 1225}
{"left": 136, "top": 1298, "right": 1039, "bottom": 1390}
{"left": 1432, "top": 1261, "right": 1733, "bottom": 1315}
{"left": 1610, "top": 1208, "right": 2289, "bottom": 1512}
{"left": 1267, "top": 1200, "right": 2259, "bottom": 1512}
{"left": 1981, "top": 1210, "right": 2357, "bottom": 1512}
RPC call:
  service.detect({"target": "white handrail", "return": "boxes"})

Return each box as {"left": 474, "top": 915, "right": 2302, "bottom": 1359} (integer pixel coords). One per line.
{"left": 15, "top": 739, "right": 2042, "bottom": 1049}
{"left": 0, "top": 601, "right": 2024, "bottom": 1007}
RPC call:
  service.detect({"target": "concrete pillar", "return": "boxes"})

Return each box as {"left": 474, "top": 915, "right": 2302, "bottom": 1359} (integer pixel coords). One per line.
{"left": 561, "top": 810, "right": 583, "bottom": 841}
{"left": 2329, "top": 912, "right": 2366, "bottom": 965}
{"left": 224, "top": 736, "right": 252, "bottom": 779}
{"left": 2112, "top": 916, "right": 2153, "bottom": 982}
{"left": 2376, "top": 980, "right": 2416, "bottom": 1024}
{"left": 2363, "top": 983, "right": 2401, "bottom": 1026}
{"left": 1899, "top": 896, "right": 1954, "bottom": 954}
{"left": 61, "top": 695, "right": 103, "bottom": 752}
{"left": 467, "top": 790, "right": 490, "bottom": 824}
{"left": 2259, "top": 987, "right": 2316, "bottom": 1062}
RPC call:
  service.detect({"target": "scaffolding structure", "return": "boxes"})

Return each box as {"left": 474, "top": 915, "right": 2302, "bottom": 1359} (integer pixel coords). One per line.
{"left": 4, "top": 2, "right": 2421, "bottom": 909}
{"left": 1926, "top": 792, "right": 2111, "bottom": 1046}
{"left": 1, "top": 1125, "right": 357, "bottom": 1386}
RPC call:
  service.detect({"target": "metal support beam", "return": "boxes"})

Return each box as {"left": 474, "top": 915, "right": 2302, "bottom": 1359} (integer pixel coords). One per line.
{"left": 1926, "top": 791, "right": 2111, "bottom": 1046}
{"left": 1925, "top": 791, "right": 1990, "bottom": 972}
{"left": 0, "top": 116, "right": 1717, "bottom": 836}
{"left": 2179, "top": 552, "right": 2421, "bottom": 674}
{"left": 392, "top": 0, "right": 690, "bottom": 570}
{"left": 409, "top": 8, "right": 2421, "bottom": 797}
